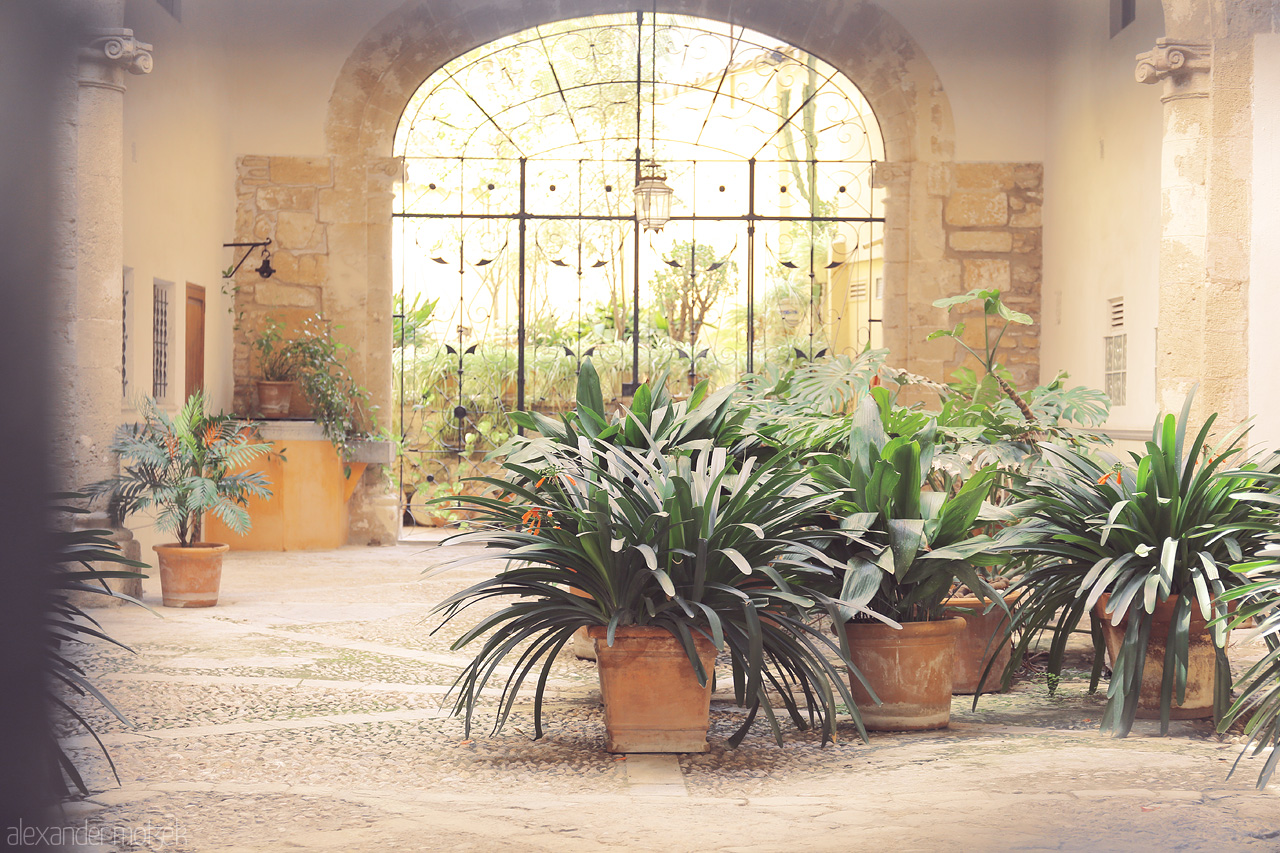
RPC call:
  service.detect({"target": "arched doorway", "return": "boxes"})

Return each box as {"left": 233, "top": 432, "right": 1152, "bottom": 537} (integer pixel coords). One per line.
{"left": 391, "top": 12, "right": 886, "bottom": 520}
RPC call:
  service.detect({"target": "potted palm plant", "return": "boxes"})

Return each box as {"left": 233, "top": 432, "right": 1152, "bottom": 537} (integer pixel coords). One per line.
{"left": 991, "top": 394, "right": 1271, "bottom": 735}
{"left": 810, "top": 390, "right": 1005, "bottom": 730}
{"left": 89, "top": 391, "right": 274, "bottom": 607}
{"left": 430, "top": 372, "right": 873, "bottom": 753}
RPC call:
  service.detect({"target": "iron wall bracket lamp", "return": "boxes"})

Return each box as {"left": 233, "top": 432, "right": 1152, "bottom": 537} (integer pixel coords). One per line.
{"left": 223, "top": 238, "right": 275, "bottom": 278}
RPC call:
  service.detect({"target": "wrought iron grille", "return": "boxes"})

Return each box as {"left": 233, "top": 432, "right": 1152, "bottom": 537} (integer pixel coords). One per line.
{"left": 152, "top": 282, "right": 168, "bottom": 400}
{"left": 393, "top": 12, "right": 886, "bottom": 526}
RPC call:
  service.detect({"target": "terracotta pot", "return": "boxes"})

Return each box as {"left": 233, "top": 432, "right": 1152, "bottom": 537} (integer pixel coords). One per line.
{"left": 256, "top": 380, "right": 295, "bottom": 418}
{"left": 152, "top": 542, "right": 229, "bottom": 607}
{"left": 843, "top": 617, "right": 964, "bottom": 731}
{"left": 588, "top": 625, "right": 717, "bottom": 753}
{"left": 945, "top": 592, "right": 1019, "bottom": 695}
{"left": 1095, "top": 593, "right": 1218, "bottom": 720}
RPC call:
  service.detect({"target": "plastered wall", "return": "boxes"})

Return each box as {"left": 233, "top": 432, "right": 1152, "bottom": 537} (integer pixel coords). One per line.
{"left": 1040, "top": 0, "right": 1165, "bottom": 432}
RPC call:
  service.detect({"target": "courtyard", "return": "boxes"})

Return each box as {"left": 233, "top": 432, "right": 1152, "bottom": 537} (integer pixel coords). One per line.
{"left": 58, "top": 538, "right": 1280, "bottom": 853}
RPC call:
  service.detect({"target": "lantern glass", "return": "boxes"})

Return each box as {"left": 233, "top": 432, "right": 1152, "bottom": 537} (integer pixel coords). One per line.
{"left": 634, "top": 169, "right": 673, "bottom": 232}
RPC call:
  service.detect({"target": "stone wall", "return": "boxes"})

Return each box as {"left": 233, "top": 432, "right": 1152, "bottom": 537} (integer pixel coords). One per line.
{"left": 230, "top": 154, "right": 397, "bottom": 546}
{"left": 881, "top": 161, "right": 1043, "bottom": 396}
{"left": 231, "top": 154, "right": 335, "bottom": 414}
{"left": 940, "top": 163, "right": 1043, "bottom": 390}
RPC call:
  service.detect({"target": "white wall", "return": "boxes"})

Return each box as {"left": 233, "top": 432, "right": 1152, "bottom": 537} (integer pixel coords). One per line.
{"left": 122, "top": 0, "right": 236, "bottom": 417}
{"left": 1250, "top": 34, "right": 1280, "bottom": 452}
{"left": 1041, "top": 0, "right": 1164, "bottom": 433}
{"left": 880, "top": 0, "right": 1050, "bottom": 162}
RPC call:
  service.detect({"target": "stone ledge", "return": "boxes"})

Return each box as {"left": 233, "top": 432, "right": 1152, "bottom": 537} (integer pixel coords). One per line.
{"left": 347, "top": 439, "right": 395, "bottom": 465}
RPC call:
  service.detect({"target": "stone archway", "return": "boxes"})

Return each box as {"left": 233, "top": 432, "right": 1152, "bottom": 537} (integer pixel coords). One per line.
{"left": 229, "top": 0, "right": 1047, "bottom": 542}
{"left": 311, "top": 0, "right": 962, "bottom": 424}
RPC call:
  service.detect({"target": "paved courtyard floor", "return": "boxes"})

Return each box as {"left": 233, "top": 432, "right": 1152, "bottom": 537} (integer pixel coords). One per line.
{"left": 55, "top": 537, "right": 1280, "bottom": 852}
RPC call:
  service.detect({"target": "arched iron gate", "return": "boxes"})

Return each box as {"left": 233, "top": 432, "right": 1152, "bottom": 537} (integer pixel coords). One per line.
{"left": 393, "top": 12, "right": 885, "bottom": 526}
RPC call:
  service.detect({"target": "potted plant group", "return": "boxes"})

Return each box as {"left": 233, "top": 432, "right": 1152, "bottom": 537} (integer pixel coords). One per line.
{"left": 89, "top": 391, "right": 274, "bottom": 607}
{"left": 991, "top": 395, "right": 1272, "bottom": 735}
{"left": 811, "top": 390, "right": 1006, "bottom": 730}
{"left": 252, "top": 313, "right": 375, "bottom": 458}
{"left": 429, "top": 363, "right": 870, "bottom": 753}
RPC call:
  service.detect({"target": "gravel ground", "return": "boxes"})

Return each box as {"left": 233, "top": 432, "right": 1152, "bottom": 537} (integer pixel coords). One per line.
{"left": 45, "top": 543, "right": 1280, "bottom": 853}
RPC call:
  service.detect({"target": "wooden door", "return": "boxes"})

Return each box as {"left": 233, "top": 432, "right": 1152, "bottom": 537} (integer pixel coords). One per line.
{"left": 185, "top": 284, "right": 205, "bottom": 399}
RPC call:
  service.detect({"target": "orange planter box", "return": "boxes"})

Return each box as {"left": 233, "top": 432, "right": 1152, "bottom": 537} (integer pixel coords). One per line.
{"left": 204, "top": 423, "right": 367, "bottom": 551}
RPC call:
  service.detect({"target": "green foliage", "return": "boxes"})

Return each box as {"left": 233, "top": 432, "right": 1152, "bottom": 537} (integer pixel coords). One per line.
{"left": 393, "top": 293, "right": 439, "bottom": 348}
{"left": 992, "top": 394, "right": 1272, "bottom": 736}
{"left": 89, "top": 392, "right": 275, "bottom": 547}
{"left": 251, "top": 316, "right": 301, "bottom": 382}
{"left": 647, "top": 240, "right": 738, "bottom": 348}
{"left": 45, "top": 495, "right": 151, "bottom": 795}
{"left": 498, "top": 359, "right": 745, "bottom": 470}
{"left": 430, "top": 435, "right": 868, "bottom": 747}
{"left": 288, "top": 315, "right": 376, "bottom": 458}
{"left": 1216, "top": 469, "right": 1280, "bottom": 789}
{"left": 810, "top": 392, "right": 1005, "bottom": 622}
{"left": 737, "top": 350, "right": 888, "bottom": 456}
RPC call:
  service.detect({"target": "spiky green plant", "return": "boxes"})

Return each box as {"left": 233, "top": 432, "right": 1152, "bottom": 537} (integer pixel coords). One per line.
{"left": 1214, "top": 466, "right": 1280, "bottom": 788}
{"left": 429, "top": 435, "right": 877, "bottom": 747}
{"left": 991, "top": 395, "right": 1271, "bottom": 736}
{"left": 89, "top": 392, "right": 275, "bottom": 546}
{"left": 496, "top": 358, "right": 744, "bottom": 471}
{"left": 45, "top": 496, "right": 150, "bottom": 795}
{"left": 1217, "top": 564, "right": 1280, "bottom": 789}
{"left": 809, "top": 390, "right": 1005, "bottom": 623}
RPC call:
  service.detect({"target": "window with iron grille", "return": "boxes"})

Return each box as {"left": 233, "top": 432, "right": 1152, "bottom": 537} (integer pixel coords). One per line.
{"left": 153, "top": 282, "right": 169, "bottom": 400}
{"left": 1105, "top": 334, "right": 1127, "bottom": 406}
{"left": 1105, "top": 296, "right": 1126, "bottom": 405}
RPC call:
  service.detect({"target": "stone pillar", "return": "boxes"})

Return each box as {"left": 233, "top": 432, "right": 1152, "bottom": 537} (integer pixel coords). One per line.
{"left": 1135, "top": 40, "right": 1232, "bottom": 423}
{"left": 57, "top": 24, "right": 153, "bottom": 600}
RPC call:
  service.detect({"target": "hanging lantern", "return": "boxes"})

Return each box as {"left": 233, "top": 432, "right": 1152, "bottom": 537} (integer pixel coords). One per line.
{"left": 634, "top": 160, "right": 673, "bottom": 232}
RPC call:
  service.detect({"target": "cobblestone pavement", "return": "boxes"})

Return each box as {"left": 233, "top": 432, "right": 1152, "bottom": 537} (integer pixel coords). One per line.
{"left": 54, "top": 538, "right": 1280, "bottom": 852}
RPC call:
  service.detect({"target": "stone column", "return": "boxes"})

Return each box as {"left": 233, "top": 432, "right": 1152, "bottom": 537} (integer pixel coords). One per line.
{"left": 1135, "top": 40, "right": 1229, "bottom": 423}
{"left": 57, "top": 25, "right": 153, "bottom": 599}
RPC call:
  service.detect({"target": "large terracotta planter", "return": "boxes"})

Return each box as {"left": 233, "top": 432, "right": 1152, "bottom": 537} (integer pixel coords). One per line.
{"left": 152, "top": 542, "right": 229, "bottom": 607}
{"left": 255, "top": 380, "right": 295, "bottom": 418}
{"left": 844, "top": 617, "right": 964, "bottom": 731}
{"left": 589, "top": 625, "right": 717, "bottom": 753}
{"left": 945, "top": 593, "right": 1018, "bottom": 695}
{"left": 1095, "top": 593, "right": 1218, "bottom": 720}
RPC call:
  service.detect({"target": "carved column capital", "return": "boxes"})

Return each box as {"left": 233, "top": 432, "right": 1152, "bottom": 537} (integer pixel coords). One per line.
{"left": 1135, "top": 39, "right": 1210, "bottom": 101}
{"left": 80, "top": 29, "right": 153, "bottom": 88}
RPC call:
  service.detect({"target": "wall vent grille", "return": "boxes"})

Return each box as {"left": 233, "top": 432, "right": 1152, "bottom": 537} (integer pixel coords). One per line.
{"left": 1108, "top": 297, "right": 1125, "bottom": 329}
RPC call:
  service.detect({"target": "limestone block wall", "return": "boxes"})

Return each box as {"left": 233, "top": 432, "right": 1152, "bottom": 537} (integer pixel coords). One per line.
{"left": 882, "top": 161, "right": 1043, "bottom": 395}
{"left": 940, "top": 163, "right": 1044, "bottom": 390}
{"left": 230, "top": 154, "right": 397, "bottom": 546}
